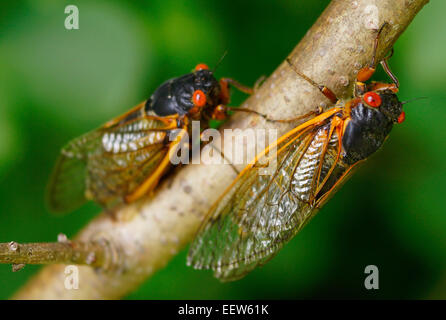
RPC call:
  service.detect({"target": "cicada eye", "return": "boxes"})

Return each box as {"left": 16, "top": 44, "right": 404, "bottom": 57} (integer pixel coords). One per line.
{"left": 195, "top": 63, "right": 209, "bottom": 72}
{"left": 397, "top": 111, "right": 406, "bottom": 124}
{"left": 192, "top": 89, "right": 207, "bottom": 107}
{"left": 363, "top": 91, "right": 382, "bottom": 108}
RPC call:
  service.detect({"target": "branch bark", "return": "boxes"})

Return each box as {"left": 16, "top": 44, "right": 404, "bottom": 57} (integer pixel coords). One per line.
{"left": 0, "top": 239, "right": 108, "bottom": 269}
{"left": 12, "top": 0, "right": 429, "bottom": 299}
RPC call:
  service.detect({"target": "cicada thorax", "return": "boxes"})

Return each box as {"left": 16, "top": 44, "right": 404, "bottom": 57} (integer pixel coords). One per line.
{"left": 144, "top": 68, "right": 223, "bottom": 119}
{"left": 340, "top": 89, "right": 403, "bottom": 165}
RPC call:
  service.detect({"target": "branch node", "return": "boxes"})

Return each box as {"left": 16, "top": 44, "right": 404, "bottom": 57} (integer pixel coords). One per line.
{"left": 90, "top": 233, "right": 124, "bottom": 273}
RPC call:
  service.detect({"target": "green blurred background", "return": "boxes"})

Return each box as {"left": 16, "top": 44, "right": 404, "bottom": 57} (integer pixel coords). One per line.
{"left": 0, "top": 0, "right": 445, "bottom": 299}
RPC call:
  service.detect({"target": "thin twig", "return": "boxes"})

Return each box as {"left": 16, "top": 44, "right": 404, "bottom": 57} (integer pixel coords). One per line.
{"left": 0, "top": 237, "right": 108, "bottom": 270}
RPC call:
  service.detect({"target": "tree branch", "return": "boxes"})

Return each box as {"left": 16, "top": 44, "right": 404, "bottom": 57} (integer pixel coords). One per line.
{"left": 12, "top": 0, "right": 429, "bottom": 299}
{"left": 0, "top": 237, "right": 108, "bottom": 270}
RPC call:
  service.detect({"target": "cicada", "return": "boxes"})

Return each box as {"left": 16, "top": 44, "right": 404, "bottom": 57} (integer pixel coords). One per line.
{"left": 188, "top": 24, "right": 408, "bottom": 281}
{"left": 47, "top": 63, "right": 255, "bottom": 213}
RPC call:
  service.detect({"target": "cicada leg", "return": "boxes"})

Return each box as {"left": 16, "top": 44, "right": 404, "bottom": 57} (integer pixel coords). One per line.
{"left": 380, "top": 48, "right": 399, "bottom": 89}
{"left": 253, "top": 75, "right": 267, "bottom": 92}
{"left": 220, "top": 77, "right": 255, "bottom": 96}
{"left": 366, "top": 81, "right": 398, "bottom": 93}
{"left": 214, "top": 105, "right": 322, "bottom": 124}
{"left": 218, "top": 77, "right": 254, "bottom": 107}
{"left": 218, "top": 68, "right": 328, "bottom": 123}
{"left": 201, "top": 139, "right": 241, "bottom": 174}
{"left": 356, "top": 23, "right": 389, "bottom": 82}
{"left": 355, "top": 22, "right": 399, "bottom": 95}
{"left": 285, "top": 58, "right": 339, "bottom": 104}
{"left": 213, "top": 77, "right": 273, "bottom": 121}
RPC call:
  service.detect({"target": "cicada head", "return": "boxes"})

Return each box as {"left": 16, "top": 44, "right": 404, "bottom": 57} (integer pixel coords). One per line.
{"left": 342, "top": 88, "right": 404, "bottom": 165}
{"left": 147, "top": 64, "right": 221, "bottom": 116}
{"left": 362, "top": 89, "right": 405, "bottom": 124}
{"left": 377, "top": 90, "right": 404, "bottom": 124}
{"left": 190, "top": 64, "right": 222, "bottom": 107}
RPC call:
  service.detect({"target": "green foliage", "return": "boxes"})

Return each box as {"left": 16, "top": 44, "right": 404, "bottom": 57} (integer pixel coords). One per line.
{"left": 0, "top": 0, "right": 444, "bottom": 299}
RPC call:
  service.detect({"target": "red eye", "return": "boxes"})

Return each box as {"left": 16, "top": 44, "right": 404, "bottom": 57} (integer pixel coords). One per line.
{"left": 195, "top": 63, "right": 209, "bottom": 71}
{"left": 192, "top": 90, "right": 207, "bottom": 107}
{"left": 363, "top": 91, "right": 382, "bottom": 108}
{"left": 397, "top": 111, "right": 406, "bottom": 124}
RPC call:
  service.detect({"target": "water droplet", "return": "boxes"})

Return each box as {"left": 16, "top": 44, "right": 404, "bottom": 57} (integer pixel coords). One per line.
{"left": 57, "top": 233, "right": 68, "bottom": 242}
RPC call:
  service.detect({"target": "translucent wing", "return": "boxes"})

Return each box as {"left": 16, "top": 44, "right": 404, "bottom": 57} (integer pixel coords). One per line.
{"left": 46, "top": 130, "right": 101, "bottom": 213}
{"left": 188, "top": 109, "right": 349, "bottom": 281}
{"left": 47, "top": 104, "right": 180, "bottom": 213}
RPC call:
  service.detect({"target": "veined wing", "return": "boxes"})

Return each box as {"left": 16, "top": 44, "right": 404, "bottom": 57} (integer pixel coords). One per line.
{"left": 46, "top": 129, "right": 102, "bottom": 213}
{"left": 187, "top": 108, "right": 349, "bottom": 281}
{"left": 46, "top": 103, "right": 180, "bottom": 213}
